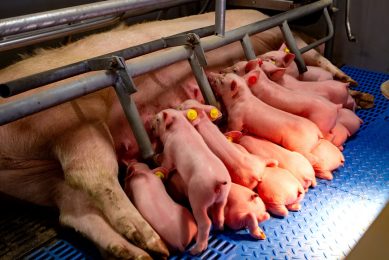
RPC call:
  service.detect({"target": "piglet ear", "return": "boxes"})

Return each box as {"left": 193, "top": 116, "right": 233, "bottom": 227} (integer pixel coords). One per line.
{"left": 284, "top": 53, "right": 295, "bottom": 67}
{"left": 230, "top": 80, "right": 238, "bottom": 94}
{"left": 162, "top": 111, "right": 174, "bottom": 129}
{"left": 245, "top": 60, "right": 259, "bottom": 73}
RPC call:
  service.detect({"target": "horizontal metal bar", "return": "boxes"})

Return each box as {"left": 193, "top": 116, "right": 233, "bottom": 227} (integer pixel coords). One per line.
{"left": 0, "top": 25, "right": 215, "bottom": 98}
{"left": 0, "top": 0, "right": 333, "bottom": 125}
{"left": 300, "top": 8, "right": 334, "bottom": 53}
{"left": 0, "top": 74, "right": 115, "bottom": 125}
{"left": 0, "top": 0, "right": 196, "bottom": 37}
{"left": 0, "top": 15, "right": 120, "bottom": 52}
{"left": 227, "top": 0, "right": 296, "bottom": 12}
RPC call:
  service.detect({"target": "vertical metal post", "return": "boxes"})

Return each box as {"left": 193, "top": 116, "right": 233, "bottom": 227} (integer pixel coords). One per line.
{"left": 280, "top": 20, "right": 307, "bottom": 73}
{"left": 188, "top": 53, "right": 218, "bottom": 108}
{"left": 114, "top": 76, "right": 154, "bottom": 161}
{"left": 215, "top": 0, "right": 226, "bottom": 36}
{"left": 240, "top": 34, "right": 256, "bottom": 60}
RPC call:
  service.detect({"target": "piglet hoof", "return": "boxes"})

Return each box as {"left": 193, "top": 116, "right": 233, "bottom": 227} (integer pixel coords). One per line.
{"left": 189, "top": 242, "right": 208, "bottom": 255}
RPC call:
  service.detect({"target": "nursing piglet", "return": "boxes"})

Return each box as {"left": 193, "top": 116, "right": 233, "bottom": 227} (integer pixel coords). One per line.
{"left": 242, "top": 63, "right": 339, "bottom": 134}
{"left": 152, "top": 109, "right": 231, "bottom": 255}
{"left": 124, "top": 162, "right": 197, "bottom": 253}
{"left": 177, "top": 99, "right": 276, "bottom": 190}
{"left": 257, "top": 167, "right": 305, "bottom": 217}
{"left": 237, "top": 135, "right": 316, "bottom": 191}
{"left": 207, "top": 72, "right": 323, "bottom": 166}
{"left": 311, "top": 139, "right": 345, "bottom": 180}
{"left": 261, "top": 60, "right": 351, "bottom": 108}
{"left": 259, "top": 46, "right": 333, "bottom": 81}
{"left": 225, "top": 183, "right": 270, "bottom": 239}
{"left": 165, "top": 171, "right": 269, "bottom": 240}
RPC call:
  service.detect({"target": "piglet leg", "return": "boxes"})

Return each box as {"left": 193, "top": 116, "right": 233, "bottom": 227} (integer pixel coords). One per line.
{"left": 245, "top": 213, "right": 267, "bottom": 240}
{"left": 53, "top": 123, "right": 168, "bottom": 258}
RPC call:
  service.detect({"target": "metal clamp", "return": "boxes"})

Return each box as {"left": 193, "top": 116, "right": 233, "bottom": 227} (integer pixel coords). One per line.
{"left": 164, "top": 33, "right": 207, "bottom": 66}
{"left": 88, "top": 56, "right": 154, "bottom": 161}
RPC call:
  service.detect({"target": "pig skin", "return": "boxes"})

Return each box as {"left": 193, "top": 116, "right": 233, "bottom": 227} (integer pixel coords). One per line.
{"left": 260, "top": 60, "right": 351, "bottom": 108}
{"left": 238, "top": 135, "right": 317, "bottom": 191}
{"left": 124, "top": 162, "right": 197, "bottom": 252}
{"left": 259, "top": 47, "right": 334, "bottom": 81}
{"left": 242, "top": 64, "right": 339, "bottom": 135}
{"left": 207, "top": 72, "right": 323, "bottom": 166}
{"left": 256, "top": 167, "right": 305, "bottom": 217}
{"left": 337, "top": 108, "right": 363, "bottom": 136}
{"left": 177, "top": 99, "right": 277, "bottom": 190}
{"left": 224, "top": 183, "right": 270, "bottom": 239}
{"left": 0, "top": 9, "right": 354, "bottom": 257}
{"left": 311, "top": 139, "right": 345, "bottom": 180}
{"left": 165, "top": 171, "right": 269, "bottom": 240}
{"left": 152, "top": 108, "right": 231, "bottom": 255}
{"left": 0, "top": 167, "right": 153, "bottom": 259}
{"left": 223, "top": 59, "right": 340, "bottom": 135}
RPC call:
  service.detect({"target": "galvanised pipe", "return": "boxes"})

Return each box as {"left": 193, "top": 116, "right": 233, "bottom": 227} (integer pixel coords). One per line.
{"left": 0, "top": 0, "right": 333, "bottom": 125}
{"left": 0, "top": 0, "right": 197, "bottom": 37}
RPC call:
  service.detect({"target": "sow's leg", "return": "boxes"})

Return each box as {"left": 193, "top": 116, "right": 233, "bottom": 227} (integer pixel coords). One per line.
{"left": 52, "top": 122, "right": 168, "bottom": 258}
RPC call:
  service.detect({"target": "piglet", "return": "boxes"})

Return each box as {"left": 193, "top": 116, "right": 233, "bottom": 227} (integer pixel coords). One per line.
{"left": 242, "top": 63, "right": 340, "bottom": 134}
{"left": 257, "top": 167, "right": 305, "bottom": 217}
{"left": 124, "top": 162, "right": 197, "bottom": 253}
{"left": 165, "top": 171, "right": 269, "bottom": 240}
{"left": 152, "top": 108, "right": 231, "bottom": 255}
{"left": 311, "top": 139, "right": 345, "bottom": 180}
{"left": 259, "top": 46, "right": 333, "bottom": 81}
{"left": 324, "top": 122, "right": 350, "bottom": 150}
{"left": 207, "top": 72, "right": 323, "bottom": 166}
{"left": 337, "top": 108, "right": 363, "bottom": 136}
{"left": 177, "top": 99, "right": 277, "bottom": 190}
{"left": 237, "top": 134, "right": 316, "bottom": 191}
{"left": 225, "top": 183, "right": 270, "bottom": 239}
{"left": 261, "top": 60, "right": 351, "bottom": 108}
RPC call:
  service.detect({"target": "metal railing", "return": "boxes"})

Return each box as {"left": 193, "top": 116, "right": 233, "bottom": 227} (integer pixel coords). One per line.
{"left": 0, "top": 0, "right": 333, "bottom": 161}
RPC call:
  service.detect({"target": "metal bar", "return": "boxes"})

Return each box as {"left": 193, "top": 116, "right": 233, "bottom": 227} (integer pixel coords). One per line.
{"left": 0, "top": 0, "right": 333, "bottom": 125}
{"left": 227, "top": 0, "right": 296, "bottom": 12}
{"left": 0, "top": 0, "right": 196, "bottom": 37}
{"left": 0, "top": 15, "right": 120, "bottom": 52}
{"left": 0, "top": 25, "right": 215, "bottom": 98}
{"left": 0, "top": 74, "right": 115, "bottom": 125}
{"left": 188, "top": 54, "right": 218, "bottom": 107}
{"left": 345, "top": 0, "right": 356, "bottom": 42}
{"left": 215, "top": 0, "right": 226, "bottom": 36}
{"left": 300, "top": 8, "right": 334, "bottom": 53}
{"left": 240, "top": 34, "right": 256, "bottom": 60}
{"left": 114, "top": 79, "right": 154, "bottom": 160}
{"left": 280, "top": 20, "right": 307, "bottom": 73}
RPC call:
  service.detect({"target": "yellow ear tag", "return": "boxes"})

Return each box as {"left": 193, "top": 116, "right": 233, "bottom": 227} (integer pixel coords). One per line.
{"left": 226, "top": 136, "right": 233, "bottom": 143}
{"left": 271, "top": 60, "right": 276, "bottom": 64}
{"left": 209, "top": 108, "right": 219, "bottom": 120}
{"left": 284, "top": 47, "right": 290, "bottom": 53}
{"left": 186, "top": 109, "right": 198, "bottom": 121}
{"left": 154, "top": 171, "right": 165, "bottom": 179}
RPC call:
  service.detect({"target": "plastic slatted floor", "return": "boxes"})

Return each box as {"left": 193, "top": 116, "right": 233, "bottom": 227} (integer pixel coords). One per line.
{"left": 24, "top": 66, "right": 389, "bottom": 260}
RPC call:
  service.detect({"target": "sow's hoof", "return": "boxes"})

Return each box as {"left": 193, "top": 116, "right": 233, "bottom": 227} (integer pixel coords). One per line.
{"left": 349, "top": 90, "right": 375, "bottom": 109}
